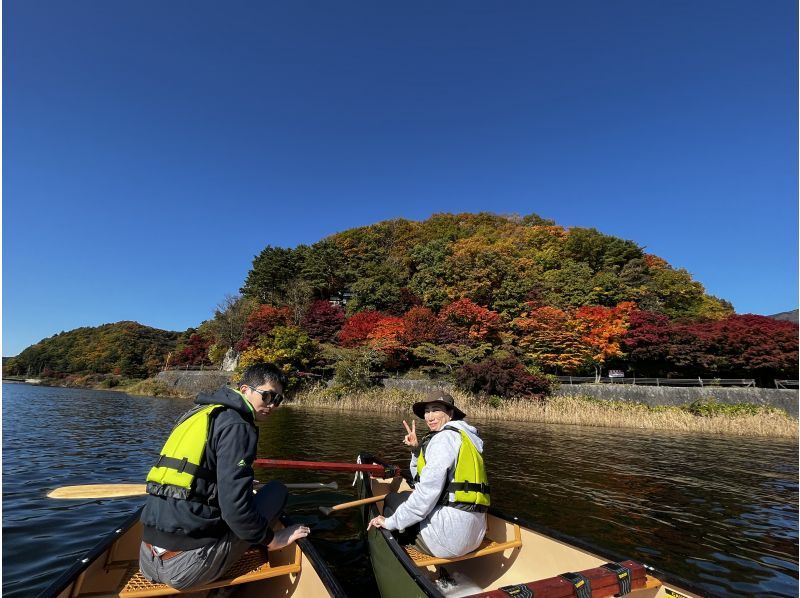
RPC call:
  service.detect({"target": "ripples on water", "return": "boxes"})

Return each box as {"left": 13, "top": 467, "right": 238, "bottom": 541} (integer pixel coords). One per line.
{"left": 2, "top": 384, "right": 798, "bottom": 597}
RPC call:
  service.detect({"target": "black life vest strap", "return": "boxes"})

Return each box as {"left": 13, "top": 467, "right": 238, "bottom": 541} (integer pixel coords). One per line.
{"left": 413, "top": 431, "right": 440, "bottom": 482}
{"left": 559, "top": 571, "right": 592, "bottom": 598}
{"left": 601, "top": 562, "right": 633, "bottom": 596}
{"left": 446, "top": 481, "right": 491, "bottom": 495}
{"left": 499, "top": 583, "right": 533, "bottom": 597}
{"left": 154, "top": 454, "right": 215, "bottom": 481}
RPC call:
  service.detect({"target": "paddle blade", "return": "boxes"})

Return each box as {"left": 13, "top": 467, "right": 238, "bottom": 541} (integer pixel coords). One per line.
{"left": 47, "top": 484, "right": 147, "bottom": 499}
{"left": 319, "top": 506, "right": 334, "bottom": 516}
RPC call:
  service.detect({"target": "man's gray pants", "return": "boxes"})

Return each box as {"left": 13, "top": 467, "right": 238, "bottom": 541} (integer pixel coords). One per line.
{"left": 139, "top": 480, "right": 287, "bottom": 590}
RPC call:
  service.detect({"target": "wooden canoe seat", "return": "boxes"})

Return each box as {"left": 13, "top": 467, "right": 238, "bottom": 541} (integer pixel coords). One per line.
{"left": 114, "top": 545, "right": 302, "bottom": 597}
{"left": 404, "top": 523, "right": 522, "bottom": 567}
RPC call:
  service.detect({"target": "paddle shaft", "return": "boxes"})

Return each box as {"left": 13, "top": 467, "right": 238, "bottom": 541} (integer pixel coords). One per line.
{"left": 254, "top": 459, "right": 400, "bottom": 477}
{"left": 47, "top": 481, "right": 337, "bottom": 499}
{"left": 319, "top": 494, "right": 385, "bottom": 516}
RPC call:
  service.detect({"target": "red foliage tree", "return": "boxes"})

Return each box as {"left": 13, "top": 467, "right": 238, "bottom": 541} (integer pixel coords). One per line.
{"left": 455, "top": 355, "right": 551, "bottom": 399}
{"left": 236, "top": 304, "right": 292, "bottom": 351}
{"left": 338, "top": 310, "right": 386, "bottom": 347}
{"left": 669, "top": 315, "right": 798, "bottom": 384}
{"left": 301, "top": 300, "right": 346, "bottom": 342}
{"left": 438, "top": 298, "right": 502, "bottom": 345}
{"left": 171, "top": 333, "right": 214, "bottom": 367}
{"left": 620, "top": 310, "right": 672, "bottom": 376}
{"left": 401, "top": 306, "right": 441, "bottom": 346}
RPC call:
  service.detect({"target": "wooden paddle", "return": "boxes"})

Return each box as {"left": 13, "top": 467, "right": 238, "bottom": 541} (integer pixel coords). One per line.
{"left": 319, "top": 494, "right": 385, "bottom": 516}
{"left": 47, "top": 481, "right": 338, "bottom": 499}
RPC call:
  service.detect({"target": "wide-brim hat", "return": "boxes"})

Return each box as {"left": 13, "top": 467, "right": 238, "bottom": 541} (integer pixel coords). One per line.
{"left": 412, "top": 390, "right": 466, "bottom": 420}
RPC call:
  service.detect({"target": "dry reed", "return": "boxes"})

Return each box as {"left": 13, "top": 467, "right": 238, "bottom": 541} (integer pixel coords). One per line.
{"left": 291, "top": 386, "right": 798, "bottom": 439}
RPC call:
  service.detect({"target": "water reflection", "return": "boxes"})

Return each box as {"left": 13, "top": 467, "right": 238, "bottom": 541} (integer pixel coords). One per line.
{"left": 2, "top": 384, "right": 797, "bottom": 597}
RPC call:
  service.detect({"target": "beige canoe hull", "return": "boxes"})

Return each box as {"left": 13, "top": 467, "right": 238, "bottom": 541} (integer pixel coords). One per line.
{"left": 48, "top": 510, "right": 342, "bottom": 598}
{"left": 366, "top": 475, "right": 705, "bottom": 598}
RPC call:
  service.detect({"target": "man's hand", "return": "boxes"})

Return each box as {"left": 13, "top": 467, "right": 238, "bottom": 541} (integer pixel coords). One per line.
{"left": 267, "top": 524, "right": 310, "bottom": 551}
{"left": 367, "top": 515, "right": 386, "bottom": 531}
{"left": 402, "top": 420, "right": 418, "bottom": 448}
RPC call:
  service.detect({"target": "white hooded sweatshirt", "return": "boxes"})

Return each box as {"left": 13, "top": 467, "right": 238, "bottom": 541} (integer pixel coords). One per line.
{"left": 383, "top": 419, "right": 487, "bottom": 558}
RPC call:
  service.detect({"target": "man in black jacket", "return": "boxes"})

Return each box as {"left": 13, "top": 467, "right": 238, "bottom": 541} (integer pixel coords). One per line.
{"left": 139, "top": 362, "right": 309, "bottom": 589}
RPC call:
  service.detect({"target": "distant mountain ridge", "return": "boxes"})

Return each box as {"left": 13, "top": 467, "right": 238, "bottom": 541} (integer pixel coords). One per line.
{"left": 768, "top": 309, "right": 799, "bottom": 323}
{"left": 4, "top": 321, "right": 180, "bottom": 379}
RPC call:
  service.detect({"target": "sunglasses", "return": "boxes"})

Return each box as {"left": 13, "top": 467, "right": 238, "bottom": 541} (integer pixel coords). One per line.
{"left": 250, "top": 387, "right": 285, "bottom": 407}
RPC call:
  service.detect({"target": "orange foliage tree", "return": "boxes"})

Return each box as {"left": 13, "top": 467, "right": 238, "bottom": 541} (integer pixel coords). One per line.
{"left": 367, "top": 316, "right": 407, "bottom": 368}
{"left": 513, "top": 304, "right": 589, "bottom": 373}
{"left": 573, "top": 301, "right": 635, "bottom": 379}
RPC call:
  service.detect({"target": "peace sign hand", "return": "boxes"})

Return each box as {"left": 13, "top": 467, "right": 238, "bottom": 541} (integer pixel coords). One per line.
{"left": 402, "top": 420, "right": 418, "bottom": 449}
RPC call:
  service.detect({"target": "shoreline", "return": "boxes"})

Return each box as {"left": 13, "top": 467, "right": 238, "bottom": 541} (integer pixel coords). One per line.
{"left": 7, "top": 378, "right": 797, "bottom": 439}
{"left": 290, "top": 387, "right": 799, "bottom": 439}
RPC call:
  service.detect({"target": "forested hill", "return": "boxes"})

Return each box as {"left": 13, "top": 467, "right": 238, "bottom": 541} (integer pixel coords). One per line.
{"left": 5, "top": 321, "right": 180, "bottom": 379}
{"left": 242, "top": 212, "right": 732, "bottom": 320}
{"left": 7, "top": 213, "right": 796, "bottom": 389}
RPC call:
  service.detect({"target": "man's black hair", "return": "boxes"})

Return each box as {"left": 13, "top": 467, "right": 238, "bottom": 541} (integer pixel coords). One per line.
{"left": 238, "top": 362, "right": 287, "bottom": 390}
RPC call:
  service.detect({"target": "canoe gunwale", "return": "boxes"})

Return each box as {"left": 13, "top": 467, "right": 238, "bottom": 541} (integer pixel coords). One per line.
{"left": 362, "top": 474, "right": 713, "bottom": 598}
{"left": 290, "top": 522, "right": 348, "bottom": 598}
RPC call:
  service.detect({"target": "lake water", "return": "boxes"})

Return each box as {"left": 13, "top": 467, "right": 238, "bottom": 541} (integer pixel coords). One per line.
{"left": 2, "top": 383, "right": 798, "bottom": 597}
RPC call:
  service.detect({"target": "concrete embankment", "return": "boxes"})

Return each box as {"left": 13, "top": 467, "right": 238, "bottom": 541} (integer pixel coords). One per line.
{"left": 383, "top": 378, "right": 798, "bottom": 418}
{"left": 155, "top": 370, "right": 232, "bottom": 395}
{"left": 152, "top": 373, "right": 797, "bottom": 418}
{"left": 555, "top": 384, "right": 798, "bottom": 418}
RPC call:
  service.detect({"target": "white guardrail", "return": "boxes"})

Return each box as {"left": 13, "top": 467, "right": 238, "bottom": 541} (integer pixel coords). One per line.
{"left": 556, "top": 376, "right": 757, "bottom": 388}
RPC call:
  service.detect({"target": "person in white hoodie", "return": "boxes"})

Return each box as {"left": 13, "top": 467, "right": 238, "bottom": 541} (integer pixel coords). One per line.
{"left": 367, "top": 391, "right": 490, "bottom": 558}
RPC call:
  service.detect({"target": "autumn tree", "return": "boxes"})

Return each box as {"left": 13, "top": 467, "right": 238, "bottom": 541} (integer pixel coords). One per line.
{"left": 574, "top": 302, "right": 635, "bottom": 380}
{"left": 171, "top": 332, "right": 214, "bottom": 368}
{"left": 401, "top": 306, "right": 441, "bottom": 346}
{"left": 438, "top": 298, "right": 502, "bottom": 345}
{"left": 338, "top": 310, "right": 386, "bottom": 347}
{"left": 411, "top": 342, "right": 493, "bottom": 379}
{"left": 455, "top": 355, "right": 552, "bottom": 399}
{"left": 513, "top": 305, "right": 589, "bottom": 373}
{"left": 301, "top": 300, "right": 346, "bottom": 342}
{"left": 620, "top": 310, "right": 672, "bottom": 376}
{"left": 204, "top": 294, "right": 256, "bottom": 350}
{"left": 408, "top": 239, "right": 452, "bottom": 309}
{"left": 237, "top": 326, "right": 320, "bottom": 387}
{"left": 667, "top": 315, "right": 798, "bottom": 384}
{"left": 236, "top": 305, "right": 292, "bottom": 351}
{"left": 366, "top": 315, "right": 407, "bottom": 368}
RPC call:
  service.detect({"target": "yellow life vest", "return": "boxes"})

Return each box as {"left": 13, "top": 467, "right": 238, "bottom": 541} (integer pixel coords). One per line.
{"left": 416, "top": 425, "right": 490, "bottom": 508}
{"left": 146, "top": 404, "right": 225, "bottom": 499}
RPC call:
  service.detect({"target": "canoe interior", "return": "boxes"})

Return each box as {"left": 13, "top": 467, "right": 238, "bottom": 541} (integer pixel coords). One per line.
{"left": 51, "top": 513, "right": 335, "bottom": 598}
{"left": 367, "top": 476, "right": 703, "bottom": 598}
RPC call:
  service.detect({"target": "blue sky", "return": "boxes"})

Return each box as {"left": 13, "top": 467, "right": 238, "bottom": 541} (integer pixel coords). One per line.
{"left": 4, "top": 1, "right": 797, "bottom": 357}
